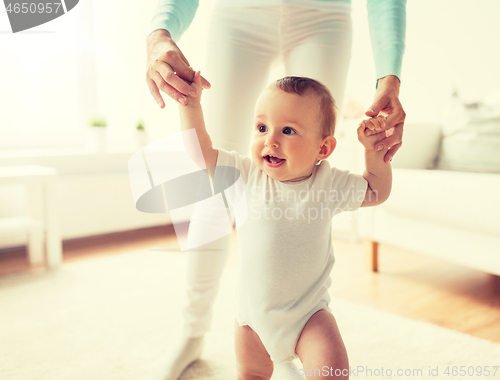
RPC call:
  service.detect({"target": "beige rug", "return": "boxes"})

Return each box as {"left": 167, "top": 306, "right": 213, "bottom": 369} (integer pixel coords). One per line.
{"left": 1, "top": 249, "right": 500, "bottom": 380}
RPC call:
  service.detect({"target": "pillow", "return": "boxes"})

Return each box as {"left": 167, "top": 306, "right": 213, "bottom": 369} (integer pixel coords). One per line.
{"left": 436, "top": 117, "right": 500, "bottom": 173}
{"left": 436, "top": 88, "right": 500, "bottom": 173}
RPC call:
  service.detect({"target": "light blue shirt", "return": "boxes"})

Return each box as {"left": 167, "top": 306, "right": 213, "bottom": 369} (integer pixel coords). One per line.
{"left": 150, "top": 0, "right": 406, "bottom": 84}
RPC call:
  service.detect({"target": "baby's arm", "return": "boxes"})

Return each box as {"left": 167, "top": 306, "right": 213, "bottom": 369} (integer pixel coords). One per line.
{"left": 357, "top": 116, "right": 392, "bottom": 206}
{"left": 178, "top": 71, "right": 218, "bottom": 171}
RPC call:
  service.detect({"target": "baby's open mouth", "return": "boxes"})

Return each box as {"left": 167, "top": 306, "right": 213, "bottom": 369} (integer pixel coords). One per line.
{"left": 264, "top": 155, "right": 286, "bottom": 164}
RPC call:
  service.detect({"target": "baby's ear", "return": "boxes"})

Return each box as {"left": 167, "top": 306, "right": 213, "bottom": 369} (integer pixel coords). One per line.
{"left": 318, "top": 136, "right": 336, "bottom": 160}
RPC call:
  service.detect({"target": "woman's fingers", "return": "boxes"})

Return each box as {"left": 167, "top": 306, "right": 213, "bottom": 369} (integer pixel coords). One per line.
{"left": 384, "top": 105, "right": 406, "bottom": 131}
{"left": 148, "top": 51, "right": 210, "bottom": 102}
{"left": 200, "top": 74, "right": 211, "bottom": 89}
{"left": 154, "top": 60, "right": 196, "bottom": 97}
{"left": 146, "top": 32, "right": 206, "bottom": 107}
{"left": 373, "top": 123, "right": 403, "bottom": 158}
{"left": 149, "top": 69, "right": 188, "bottom": 105}
{"left": 146, "top": 76, "right": 165, "bottom": 108}
{"left": 385, "top": 142, "right": 402, "bottom": 162}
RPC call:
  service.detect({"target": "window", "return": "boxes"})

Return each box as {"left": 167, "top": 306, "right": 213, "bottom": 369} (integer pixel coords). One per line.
{"left": 0, "top": 2, "right": 96, "bottom": 151}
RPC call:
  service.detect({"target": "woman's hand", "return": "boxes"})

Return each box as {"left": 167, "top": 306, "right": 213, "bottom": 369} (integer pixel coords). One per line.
{"left": 146, "top": 29, "right": 211, "bottom": 108}
{"left": 365, "top": 75, "right": 406, "bottom": 162}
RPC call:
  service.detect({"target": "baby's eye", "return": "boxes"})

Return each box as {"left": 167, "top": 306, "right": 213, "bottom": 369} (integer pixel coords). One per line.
{"left": 282, "top": 127, "right": 296, "bottom": 135}
{"left": 258, "top": 125, "right": 267, "bottom": 133}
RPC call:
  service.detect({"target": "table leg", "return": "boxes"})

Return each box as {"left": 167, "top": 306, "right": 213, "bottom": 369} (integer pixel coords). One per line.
{"left": 26, "top": 182, "right": 44, "bottom": 266}
{"left": 44, "top": 178, "right": 62, "bottom": 268}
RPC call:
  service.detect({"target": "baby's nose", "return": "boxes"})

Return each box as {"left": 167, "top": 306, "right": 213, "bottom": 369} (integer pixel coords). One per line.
{"left": 265, "top": 136, "right": 280, "bottom": 148}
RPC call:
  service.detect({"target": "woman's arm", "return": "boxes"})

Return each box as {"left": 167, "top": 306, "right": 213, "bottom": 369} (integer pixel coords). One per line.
{"left": 146, "top": 0, "right": 210, "bottom": 109}
{"left": 149, "top": 0, "right": 199, "bottom": 42}
{"left": 367, "top": 0, "right": 406, "bottom": 84}
{"left": 365, "top": 0, "right": 407, "bottom": 163}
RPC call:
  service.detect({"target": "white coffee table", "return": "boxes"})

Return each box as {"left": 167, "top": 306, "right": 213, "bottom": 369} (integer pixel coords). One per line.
{"left": 0, "top": 165, "right": 62, "bottom": 268}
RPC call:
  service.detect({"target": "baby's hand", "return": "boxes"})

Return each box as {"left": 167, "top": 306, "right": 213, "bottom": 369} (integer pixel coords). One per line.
{"left": 357, "top": 116, "right": 392, "bottom": 152}
{"left": 359, "top": 115, "right": 386, "bottom": 135}
{"left": 182, "top": 70, "right": 203, "bottom": 106}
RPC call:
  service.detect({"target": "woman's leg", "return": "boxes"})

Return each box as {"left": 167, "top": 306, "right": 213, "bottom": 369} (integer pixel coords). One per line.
{"left": 282, "top": 6, "right": 353, "bottom": 114}
{"left": 202, "top": 6, "right": 280, "bottom": 154}
{"left": 140, "top": 7, "right": 280, "bottom": 380}
{"left": 295, "top": 310, "right": 350, "bottom": 380}
{"left": 183, "top": 3, "right": 279, "bottom": 339}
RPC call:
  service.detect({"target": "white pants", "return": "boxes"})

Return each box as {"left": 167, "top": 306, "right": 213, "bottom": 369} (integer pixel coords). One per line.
{"left": 183, "top": 4, "right": 352, "bottom": 338}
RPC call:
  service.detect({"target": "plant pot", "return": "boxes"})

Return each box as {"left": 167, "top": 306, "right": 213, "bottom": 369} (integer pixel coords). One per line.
{"left": 86, "top": 127, "right": 107, "bottom": 152}
{"left": 135, "top": 130, "right": 149, "bottom": 148}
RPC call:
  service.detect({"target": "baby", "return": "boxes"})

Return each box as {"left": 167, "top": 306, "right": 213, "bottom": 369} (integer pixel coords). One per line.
{"left": 179, "top": 72, "right": 392, "bottom": 379}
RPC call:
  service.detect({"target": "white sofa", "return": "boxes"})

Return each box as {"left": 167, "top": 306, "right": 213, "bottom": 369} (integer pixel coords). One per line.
{"left": 359, "top": 123, "right": 500, "bottom": 276}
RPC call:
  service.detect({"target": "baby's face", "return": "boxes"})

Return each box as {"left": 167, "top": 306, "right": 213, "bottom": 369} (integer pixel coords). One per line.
{"left": 251, "top": 88, "right": 329, "bottom": 182}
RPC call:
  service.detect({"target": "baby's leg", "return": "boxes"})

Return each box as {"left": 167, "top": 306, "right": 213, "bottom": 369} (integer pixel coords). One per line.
{"left": 234, "top": 320, "right": 274, "bottom": 380}
{"left": 295, "top": 310, "right": 349, "bottom": 380}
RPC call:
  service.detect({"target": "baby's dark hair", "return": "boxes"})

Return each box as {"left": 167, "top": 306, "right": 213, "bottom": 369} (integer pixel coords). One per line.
{"left": 269, "top": 76, "right": 337, "bottom": 137}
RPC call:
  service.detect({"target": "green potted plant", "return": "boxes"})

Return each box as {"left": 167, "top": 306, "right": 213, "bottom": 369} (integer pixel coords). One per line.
{"left": 135, "top": 119, "right": 149, "bottom": 147}
{"left": 86, "top": 115, "right": 108, "bottom": 152}
{"left": 89, "top": 116, "right": 107, "bottom": 128}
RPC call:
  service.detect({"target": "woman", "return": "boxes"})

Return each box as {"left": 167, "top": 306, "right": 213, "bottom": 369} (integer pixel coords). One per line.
{"left": 143, "top": 1, "right": 406, "bottom": 379}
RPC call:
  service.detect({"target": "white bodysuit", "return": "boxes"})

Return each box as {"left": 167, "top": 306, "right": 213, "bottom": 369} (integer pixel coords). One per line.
{"left": 216, "top": 148, "right": 368, "bottom": 363}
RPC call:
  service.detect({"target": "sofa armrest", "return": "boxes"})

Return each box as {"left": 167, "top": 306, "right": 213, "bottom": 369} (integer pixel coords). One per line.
{"left": 391, "top": 123, "right": 442, "bottom": 170}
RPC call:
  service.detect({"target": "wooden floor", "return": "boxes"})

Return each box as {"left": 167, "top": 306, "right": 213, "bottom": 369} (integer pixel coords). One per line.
{"left": 1, "top": 225, "right": 499, "bottom": 344}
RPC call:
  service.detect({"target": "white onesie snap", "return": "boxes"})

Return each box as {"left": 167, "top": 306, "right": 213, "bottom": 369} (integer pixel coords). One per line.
{"left": 215, "top": 148, "right": 367, "bottom": 363}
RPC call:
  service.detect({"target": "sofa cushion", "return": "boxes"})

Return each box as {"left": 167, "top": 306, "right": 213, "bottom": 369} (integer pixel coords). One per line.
{"left": 436, "top": 119, "right": 500, "bottom": 173}
{"left": 437, "top": 89, "right": 500, "bottom": 174}
{"left": 381, "top": 168, "right": 500, "bottom": 235}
